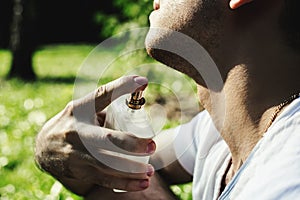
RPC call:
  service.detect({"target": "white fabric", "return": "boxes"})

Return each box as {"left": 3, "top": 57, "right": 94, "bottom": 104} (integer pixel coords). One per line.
{"left": 174, "top": 97, "right": 300, "bottom": 200}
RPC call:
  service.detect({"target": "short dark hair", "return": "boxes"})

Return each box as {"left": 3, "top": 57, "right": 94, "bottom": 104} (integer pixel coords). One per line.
{"left": 282, "top": 0, "right": 300, "bottom": 50}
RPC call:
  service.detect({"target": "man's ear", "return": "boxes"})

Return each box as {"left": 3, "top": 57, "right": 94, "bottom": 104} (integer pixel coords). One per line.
{"left": 229, "top": 0, "right": 253, "bottom": 9}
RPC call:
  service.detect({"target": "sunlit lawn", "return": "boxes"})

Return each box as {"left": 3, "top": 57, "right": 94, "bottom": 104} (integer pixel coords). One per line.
{"left": 0, "top": 44, "right": 194, "bottom": 200}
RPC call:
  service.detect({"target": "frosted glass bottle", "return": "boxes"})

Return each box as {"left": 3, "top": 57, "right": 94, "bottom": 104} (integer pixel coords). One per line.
{"left": 104, "top": 91, "right": 155, "bottom": 164}
{"left": 105, "top": 91, "right": 155, "bottom": 192}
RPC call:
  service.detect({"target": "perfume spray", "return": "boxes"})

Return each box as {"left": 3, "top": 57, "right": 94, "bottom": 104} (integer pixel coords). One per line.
{"left": 104, "top": 90, "right": 155, "bottom": 164}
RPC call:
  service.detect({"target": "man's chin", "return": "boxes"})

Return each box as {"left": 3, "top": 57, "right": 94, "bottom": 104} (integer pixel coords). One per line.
{"left": 145, "top": 27, "right": 225, "bottom": 91}
{"left": 145, "top": 28, "right": 204, "bottom": 86}
{"left": 146, "top": 47, "right": 204, "bottom": 87}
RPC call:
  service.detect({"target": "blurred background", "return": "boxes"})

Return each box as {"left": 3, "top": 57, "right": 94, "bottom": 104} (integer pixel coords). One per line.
{"left": 0, "top": 0, "right": 195, "bottom": 199}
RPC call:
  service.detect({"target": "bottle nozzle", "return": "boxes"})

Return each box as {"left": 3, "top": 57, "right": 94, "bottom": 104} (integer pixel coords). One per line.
{"left": 126, "top": 91, "right": 145, "bottom": 109}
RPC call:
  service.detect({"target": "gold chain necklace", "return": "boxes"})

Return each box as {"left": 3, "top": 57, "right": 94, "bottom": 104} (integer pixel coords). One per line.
{"left": 264, "top": 92, "right": 300, "bottom": 133}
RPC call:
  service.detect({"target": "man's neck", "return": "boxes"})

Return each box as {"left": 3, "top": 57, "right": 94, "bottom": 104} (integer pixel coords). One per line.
{"left": 198, "top": 62, "right": 299, "bottom": 171}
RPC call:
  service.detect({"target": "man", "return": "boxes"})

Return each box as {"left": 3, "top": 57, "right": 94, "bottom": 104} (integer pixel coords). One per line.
{"left": 35, "top": 0, "right": 300, "bottom": 199}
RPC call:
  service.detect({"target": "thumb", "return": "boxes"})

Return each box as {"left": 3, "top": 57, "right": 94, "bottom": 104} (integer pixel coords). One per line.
{"left": 72, "top": 75, "right": 148, "bottom": 121}
{"left": 95, "top": 75, "right": 148, "bottom": 112}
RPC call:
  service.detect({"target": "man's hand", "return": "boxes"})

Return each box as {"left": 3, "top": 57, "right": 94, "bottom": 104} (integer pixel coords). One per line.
{"left": 229, "top": 0, "right": 253, "bottom": 9}
{"left": 34, "top": 75, "right": 156, "bottom": 196}
{"left": 85, "top": 173, "right": 179, "bottom": 200}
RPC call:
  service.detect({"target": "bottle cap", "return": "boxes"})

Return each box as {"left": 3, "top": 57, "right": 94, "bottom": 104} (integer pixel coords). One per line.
{"left": 126, "top": 91, "right": 145, "bottom": 109}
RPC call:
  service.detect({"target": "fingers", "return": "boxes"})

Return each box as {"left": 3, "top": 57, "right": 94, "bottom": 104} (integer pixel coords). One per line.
{"left": 72, "top": 75, "right": 148, "bottom": 120}
{"left": 86, "top": 174, "right": 178, "bottom": 200}
{"left": 85, "top": 185, "right": 150, "bottom": 200}
{"left": 102, "top": 177, "right": 150, "bottom": 192}
{"left": 88, "top": 171, "right": 151, "bottom": 191}
{"left": 69, "top": 152, "right": 154, "bottom": 179}
{"left": 75, "top": 123, "right": 156, "bottom": 156}
{"left": 106, "top": 129, "right": 156, "bottom": 155}
{"left": 229, "top": 0, "right": 253, "bottom": 9}
{"left": 67, "top": 150, "right": 155, "bottom": 191}
{"left": 90, "top": 151, "right": 155, "bottom": 175}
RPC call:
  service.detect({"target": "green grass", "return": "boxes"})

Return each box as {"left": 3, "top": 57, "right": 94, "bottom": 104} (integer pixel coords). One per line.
{"left": 0, "top": 44, "right": 194, "bottom": 200}
{"left": 0, "top": 78, "right": 78, "bottom": 199}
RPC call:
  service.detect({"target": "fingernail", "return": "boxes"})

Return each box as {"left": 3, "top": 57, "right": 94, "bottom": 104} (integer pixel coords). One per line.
{"left": 139, "top": 180, "right": 149, "bottom": 189}
{"left": 153, "top": 0, "right": 160, "bottom": 10}
{"left": 229, "top": 0, "right": 238, "bottom": 8}
{"left": 147, "top": 165, "right": 155, "bottom": 177}
{"left": 134, "top": 76, "right": 148, "bottom": 86}
{"left": 146, "top": 141, "right": 156, "bottom": 154}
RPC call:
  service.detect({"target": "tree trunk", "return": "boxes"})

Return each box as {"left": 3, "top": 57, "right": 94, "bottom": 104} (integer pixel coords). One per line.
{"left": 0, "top": 0, "right": 13, "bottom": 48}
{"left": 8, "top": 0, "right": 36, "bottom": 80}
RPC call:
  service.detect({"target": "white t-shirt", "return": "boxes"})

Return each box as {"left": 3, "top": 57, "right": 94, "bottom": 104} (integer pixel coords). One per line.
{"left": 174, "top": 97, "right": 300, "bottom": 200}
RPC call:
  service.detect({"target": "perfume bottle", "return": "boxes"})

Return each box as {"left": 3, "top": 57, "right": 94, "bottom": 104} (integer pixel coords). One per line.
{"left": 104, "top": 90, "right": 155, "bottom": 164}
